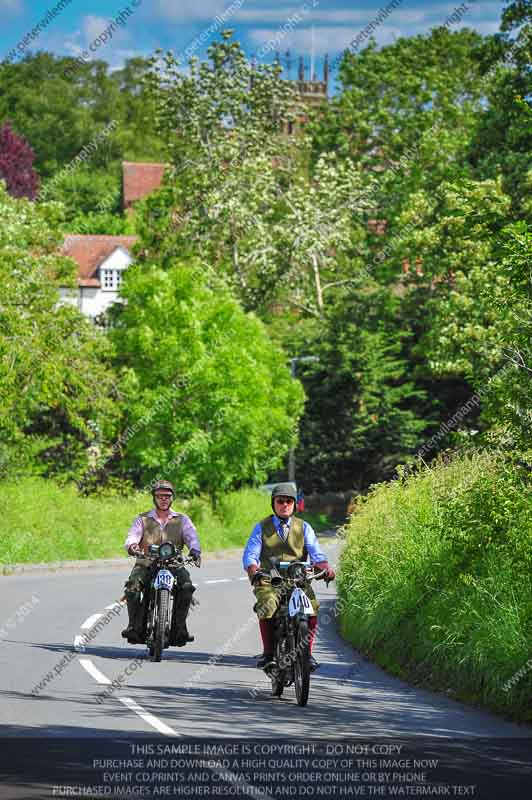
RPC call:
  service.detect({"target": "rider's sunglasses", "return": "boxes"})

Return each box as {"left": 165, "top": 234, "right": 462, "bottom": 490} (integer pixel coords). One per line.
{"left": 155, "top": 493, "right": 172, "bottom": 499}
{"left": 275, "top": 497, "right": 294, "bottom": 504}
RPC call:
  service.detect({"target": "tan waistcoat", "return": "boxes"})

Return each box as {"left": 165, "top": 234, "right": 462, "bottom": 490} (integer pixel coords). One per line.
{"left": 135, "top": 513, "right": 185, "bottom": 565}
{"left": 258, "top": 516, "right": 305, "bottom": 570}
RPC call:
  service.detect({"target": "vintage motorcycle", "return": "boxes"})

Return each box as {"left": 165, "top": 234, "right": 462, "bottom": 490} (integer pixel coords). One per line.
{"left": 140, "top": 542, "right": 196, "bottom": 662}
{"left": 267, "top": 559, "right": 331, "bottom": 706}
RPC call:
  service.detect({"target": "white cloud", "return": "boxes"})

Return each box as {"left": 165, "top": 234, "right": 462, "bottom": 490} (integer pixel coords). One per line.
{"left": 471, "top": 19, "right": 501, "bottom": 35}
{"left": 250, "top": 25, "right": 376, "bottom": 58}
{"left": 0, "top": 0, "right": 23, "bottom": 13}
{"left": 239, "top": 7, "right": 430, "bottom": 25}
{"left": 80, "top": 14, "right": 134, "bottom": 46}
{"left": 247, "top": 1, "right": 503, "bottom": 60}
{"left": 244, "top": 0, "right": 503, "bottom": 33}
{"left": 151, "top": 0, "right": 234, "bottom": 22}
{"left": 83, "top": 15, "right": 110, "bottom": 43}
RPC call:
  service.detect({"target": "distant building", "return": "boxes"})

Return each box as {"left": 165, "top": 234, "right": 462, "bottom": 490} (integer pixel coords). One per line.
{"left": 284, "top": 54, "right": 329, "bottom": 135}
{"left": 60, "top": 234, "right": 138, "bottom": 320}
{"left": 122, "top": 161, "right": 167, "bottom": 210}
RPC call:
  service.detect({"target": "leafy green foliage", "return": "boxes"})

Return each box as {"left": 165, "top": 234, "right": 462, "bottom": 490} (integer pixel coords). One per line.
{"left": 338, "top": 451, "right": 532, "bottom": 721}
{"left": 42, "top": 169, "right": 121, "bottom": 220}
{"left": 293, "top": 288, "right": 430, "bottom": 490}
{"left": 110, "top": 259, "right": 304, "bottom": 501}
{"left": 311, "top": 28, "right": 488, "bottom": 169}
{"left": 0, "top": 12, "right": 530, "bottom": 496}
{"left": 0, "top": 184, "right": 119, "bottom": 480}
{"left": 141, "top": 33, "right": 305, "bottom": 310}
{"left": 0, "top": 54, "right": 165, "bottom": 178}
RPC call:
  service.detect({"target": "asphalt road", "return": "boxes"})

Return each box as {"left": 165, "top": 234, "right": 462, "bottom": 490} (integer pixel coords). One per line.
{"left": 0, "top": 534, "right": 530, "bottom": 798}
{"left": 0, "top": 534, "right": 528, "bottom": 738}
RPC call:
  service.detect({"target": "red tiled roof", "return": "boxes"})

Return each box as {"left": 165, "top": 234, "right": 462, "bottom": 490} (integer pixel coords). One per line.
{"left": 123, "top": 161, "right": 166, "bottom": 209}
{"left": 367, "top": 219, "right": 388, "bottom": 235}
{"left": 62, "top": 235, "right": 138, "bottom": 287}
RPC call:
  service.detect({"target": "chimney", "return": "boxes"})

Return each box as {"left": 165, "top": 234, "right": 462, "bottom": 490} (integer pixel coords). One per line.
{"left": 298, "top": 56, "right": 304, "bottom": 81}
{"left": 324, "top": 53, "right": 329, "bottom": 86}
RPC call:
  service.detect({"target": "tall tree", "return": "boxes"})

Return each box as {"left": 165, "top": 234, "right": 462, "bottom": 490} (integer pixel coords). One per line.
{"left": 0, "top": 183, "right": 118, "bottom": 480}
{"left": 310, "top": 28, "right": 488, "bottom": 171}
{"left": 140, "top": 32, "right": 300, "bottom": 308}
{"left": 293, "top": 287, "right": 429, "bottom": 490}
{"left": 0, "top": 121, "right": 39, "bottom": 199}
{"left": 110, "top": 260, "right": 304, "bottom": 503}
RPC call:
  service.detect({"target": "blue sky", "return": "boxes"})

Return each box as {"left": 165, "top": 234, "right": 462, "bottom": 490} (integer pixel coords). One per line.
{"left": 1, "top": 0, "right": 506, "bottom": 78}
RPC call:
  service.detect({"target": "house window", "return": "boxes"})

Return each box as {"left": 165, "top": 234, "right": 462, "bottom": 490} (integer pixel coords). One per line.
{"left": 101, "top": 269, "right": 122, "bottom": 291}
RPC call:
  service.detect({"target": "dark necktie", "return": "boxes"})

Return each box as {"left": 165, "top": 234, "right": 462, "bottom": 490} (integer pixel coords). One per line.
{"left": 280, "top": 521, "right": 290, "bottom": 541}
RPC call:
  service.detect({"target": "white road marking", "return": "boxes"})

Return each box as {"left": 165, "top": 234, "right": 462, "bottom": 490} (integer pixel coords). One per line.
{"left": 81, "top": 613, "right": 103, "bottom": 630}
{"left": 119, "top": 696, "right": 179, "bottom": 736}
{"left": 80, "top": 658, "right": 112, "bottom": 685}
{"left": 205, "top": 579, "right": 231, "bottom": 584}
{"left": 105, "top": 602, "right": 123, "bottom": 611}
{"left": 238, "top": 577, "right": 248, "bottom": 581}
{"left": 74, "top": 635, "right": 87, "bottom": 651}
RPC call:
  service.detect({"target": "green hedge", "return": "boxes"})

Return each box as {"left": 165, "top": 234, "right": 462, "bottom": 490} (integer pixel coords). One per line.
{"left": 338, "top": 451, "right": 532, "bottom": 722}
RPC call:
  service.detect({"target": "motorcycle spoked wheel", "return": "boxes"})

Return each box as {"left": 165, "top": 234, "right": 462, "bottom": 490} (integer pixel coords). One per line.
{"left": 152, "top": 590, "right": 170, "bottom": 662}
{"left": 294, "top": 618, "right": 311, "bottom": 706}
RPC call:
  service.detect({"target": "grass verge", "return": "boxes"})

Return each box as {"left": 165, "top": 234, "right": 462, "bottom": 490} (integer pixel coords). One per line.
{"left": 337, "top": 451, "right": 532, "bottom": 723}
{"left": 0, "top": 478, "right": 332, "bottom": 568}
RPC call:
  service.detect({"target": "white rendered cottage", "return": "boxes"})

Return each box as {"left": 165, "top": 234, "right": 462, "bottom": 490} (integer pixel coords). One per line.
{"left": 60, "top": 235, "right": 138, "bottom": 320}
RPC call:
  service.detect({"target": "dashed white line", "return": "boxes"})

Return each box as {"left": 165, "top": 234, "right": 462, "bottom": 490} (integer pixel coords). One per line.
{"left": 79, "top": 659, "right": 111, "bottom": 685}
{"left": 119, "top": 696, "right": 179, "bottom": 736}
{"left": 205, "top": 579, "right": 232, "bottom": 584}
{"left": 81, "top": 613, "right": 103, "bottom": 630}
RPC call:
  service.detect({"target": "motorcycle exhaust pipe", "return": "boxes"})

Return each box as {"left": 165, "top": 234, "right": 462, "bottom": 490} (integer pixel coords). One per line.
{"left": 270, "top": 568, "right": 283, "bottom": 586}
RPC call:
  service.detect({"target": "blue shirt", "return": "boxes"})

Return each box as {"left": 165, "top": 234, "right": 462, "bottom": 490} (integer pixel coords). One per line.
{"left": 242, "top": 514, "right": 327, "bottom": 569}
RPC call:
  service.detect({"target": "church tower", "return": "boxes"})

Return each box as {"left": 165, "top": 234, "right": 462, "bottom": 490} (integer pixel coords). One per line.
{"left": 284, "top": 52, "right": 329, "bottom": 135}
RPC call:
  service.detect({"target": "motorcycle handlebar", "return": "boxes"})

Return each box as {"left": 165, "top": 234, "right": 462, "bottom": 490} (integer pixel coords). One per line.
{"left": 128, "top": 550, "right": 195, "bottom": 566}
{"left": 266, "top": 565, "right": 332, "bottom": 584}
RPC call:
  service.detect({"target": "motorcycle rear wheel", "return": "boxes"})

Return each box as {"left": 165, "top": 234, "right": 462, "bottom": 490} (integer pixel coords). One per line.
{"left": 152, "top": 590, "right": 169, "bottom": 662}
{"left": 294, "top": 618, "right": 310, "bottom": 706}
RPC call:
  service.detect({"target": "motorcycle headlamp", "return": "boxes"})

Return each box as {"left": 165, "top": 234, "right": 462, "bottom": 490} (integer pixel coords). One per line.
{"left": 287, "top": 561, "right": 307, "bottom": 579}
{"left": 158, "top": 541, "right": 176, "bottom": 560}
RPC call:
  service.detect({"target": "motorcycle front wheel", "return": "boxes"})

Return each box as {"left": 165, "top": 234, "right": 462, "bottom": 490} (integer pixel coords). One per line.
{"left": 294, "top": 618, "right": 311, "bottom": 706}
{"left": 152, "top": 590, "right": 170, "bottom": 662}
{"left": 271, "top": 624, "right": 287, "bottom": 698}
